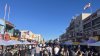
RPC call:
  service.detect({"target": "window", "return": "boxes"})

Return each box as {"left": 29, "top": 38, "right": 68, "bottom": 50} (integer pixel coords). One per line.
{"left": 92, "top": 13, "right": 97, "bottom": 19}
{"left": 83, "top": 22, "right": 91, "bottom": 29}
{"left": 92, "top": 17, "right": 100, "bottom": 26}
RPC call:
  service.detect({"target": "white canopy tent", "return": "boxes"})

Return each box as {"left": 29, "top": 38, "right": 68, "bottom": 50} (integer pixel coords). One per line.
{"left": 2, "top": 40, "right": 23, "bottom": 46}
{"left": 0, "top": 40, "right": 31, "bottom": 46}
{"left": 0, "top": 40, "right": 7, "bottom": 45}
{"left": 88, "top": 41, "right": 100, "bottom": 46}
{"left": 22, "top": 41, "right": 30, "bottom": 44}
{"left": 64, "top": 40, "right": 73, "bottom": 45}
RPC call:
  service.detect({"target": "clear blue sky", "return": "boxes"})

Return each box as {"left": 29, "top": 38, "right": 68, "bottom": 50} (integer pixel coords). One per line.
{"left": 0, "top": 0, "right": 100, "bottom": 41}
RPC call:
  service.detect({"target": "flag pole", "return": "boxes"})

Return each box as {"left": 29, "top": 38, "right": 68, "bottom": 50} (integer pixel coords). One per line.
{"left": 8, "top": 6, "right": 10, "bottom": 21}
{"left": 90, "top": 5, "right": 92, "bottom": 13}
{"left": 4, "top": 3, "right": 7, "bottom": 20}
{"left": 90, "top": 1, "right": 93, "bottom": 13}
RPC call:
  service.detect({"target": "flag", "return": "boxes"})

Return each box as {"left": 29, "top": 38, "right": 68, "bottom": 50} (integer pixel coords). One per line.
{"left": 84, "top": 3, "right": 91, "bottom": 10}
{"left": 4, "top": 3, "right": 8, "bottom": 19}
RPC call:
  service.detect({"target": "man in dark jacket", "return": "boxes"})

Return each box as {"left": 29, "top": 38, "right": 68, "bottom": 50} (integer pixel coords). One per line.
{"left": 5, "top": 49, "right": 12, "bottom": 56}
{"left": 19, "top": 48, "right": 26, "bottom": 56}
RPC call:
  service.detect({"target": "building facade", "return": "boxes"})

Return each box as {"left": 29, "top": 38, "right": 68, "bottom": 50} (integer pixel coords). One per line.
{"left": 83, "top": 9, "right": 100, "bottom": 40}
{"left": 20, "top": 30, "right": 43, "bottom": 43}
{"left": 0, "top": 19, "right": 15, "bottom": 40}
{"left": 74, "top": 13, "right": 90, "bottom": 40}
{"left": 33, "top": 34, "right": 43, "bottom": 43}
{"left": 0, "top": 19, "right": 5, "bottom": 40}
{"left": 20, "top": 30, "right": 34, "bottom": 40}
{"left": 60, "top": 13, "right": 90, "bottom": 42}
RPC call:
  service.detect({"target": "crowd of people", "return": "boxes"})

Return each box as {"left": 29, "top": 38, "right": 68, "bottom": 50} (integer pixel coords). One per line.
{"left": 0, "top": 44, "right": 100, "bottom": 56}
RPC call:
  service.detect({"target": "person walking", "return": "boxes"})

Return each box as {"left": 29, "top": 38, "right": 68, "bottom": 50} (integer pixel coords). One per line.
{"left": 54, "top": 45, "right": 60, "bottom": 56}
{"left": 19, "top": 48, "right": 26, "bottom": 56}
{"left": 76, "top": 51, "right": 83, "bottom": 56}
{"left": 31, "top": 47, "right": 36, "bottom": 56}
{"left": 0, "top": 50, "right": 3, "bottom": 56}
{"left": 43, "top": 47, "right": 49, "bottom": 56}
{"left": 60, "top": 47, "right": 64, "bottom": 56}
{"left": 5, "top": 49, "right": 12, "bottom": 56}
{"left": 64, "top": 48, "right": 69, "bottom": 56}
{"left": 46, "top": 45, "right": 52, "bottom": 56}
{"left": 49, "top": 46, "right": 52, "bottom": 56}
{"left": 35, "top": 45, "right": 40, "bottom": 56}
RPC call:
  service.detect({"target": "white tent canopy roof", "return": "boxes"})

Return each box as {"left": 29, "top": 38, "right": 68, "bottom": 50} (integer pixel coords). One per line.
{"left": 0, "top": 40, "right": 7, "bottom": 45}
{"left": 88, "top": 41, "right": 100, "bottom": 46}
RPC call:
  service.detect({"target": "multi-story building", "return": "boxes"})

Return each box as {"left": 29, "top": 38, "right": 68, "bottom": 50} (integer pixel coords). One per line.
{"left": 64, "top": 13, "right": 90, "bottom": 41}
{"left": 74, "top": 13, "right": 91, "bottom": 40}
{"left": 83, "top": 9, "right": 100, "bottom": 40}
{"left": 59, "top": 33, "right": 66, "bottom": 42}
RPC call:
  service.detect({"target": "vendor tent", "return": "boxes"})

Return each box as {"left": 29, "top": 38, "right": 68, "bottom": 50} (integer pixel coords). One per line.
{"left": 0, "top": 40, "right": 7, "bottom": 45}
{"left": 5, "top": 40, "right": 22, "bottom": 46}
{"left": 88, "top": 41, "right": 100, "bottom": 46}
{"left": 64, "top": 40, "right": 73, "bottom": 45}
{"left": 22, "top": 41, "right": 30, "bottom": 44}
{"left": 80, "top": 39, "right": 96, "bottom": 45}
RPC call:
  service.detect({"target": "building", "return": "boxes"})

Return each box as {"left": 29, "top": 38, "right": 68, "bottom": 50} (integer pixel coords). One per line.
{"left": 33, "top": 34, "right": 43, "bottom": 43}
{"left": 20, "top": 30, "right": 43, "bottom": 43}
{"left": 0, "top": 19, "right": 15, "bottom": 40}
{"left": 83, "top": 9, "right": 100, "bottom": 40}
{"left": 74, "top": 13, "right": 90, "bottom": 41}
{"left": 63, "top": 13, "right": 90, "bottom": 42}
{"left": 20, "top": 30, "right": 34, "bottom": 40}
{"left": 5, "top": 20, "right": 15, "bottom": 40}
{"left": 59, "top": 33, "right": 68, "bottom": 42}
{"left": 11, "top": 29, "right": 21, "bottom": 40}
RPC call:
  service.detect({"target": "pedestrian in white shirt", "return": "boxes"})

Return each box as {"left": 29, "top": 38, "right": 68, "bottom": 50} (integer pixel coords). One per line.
{"left": 54, "top": 45, "right": 60, "bottom": 56}
{"left": 46, "top": 45, "right": 52, "bottom": 56}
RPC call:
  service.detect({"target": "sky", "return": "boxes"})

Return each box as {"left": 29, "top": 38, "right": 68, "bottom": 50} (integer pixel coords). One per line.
{"left": 0, "top": 0, "right": 100, "bottom": 41}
